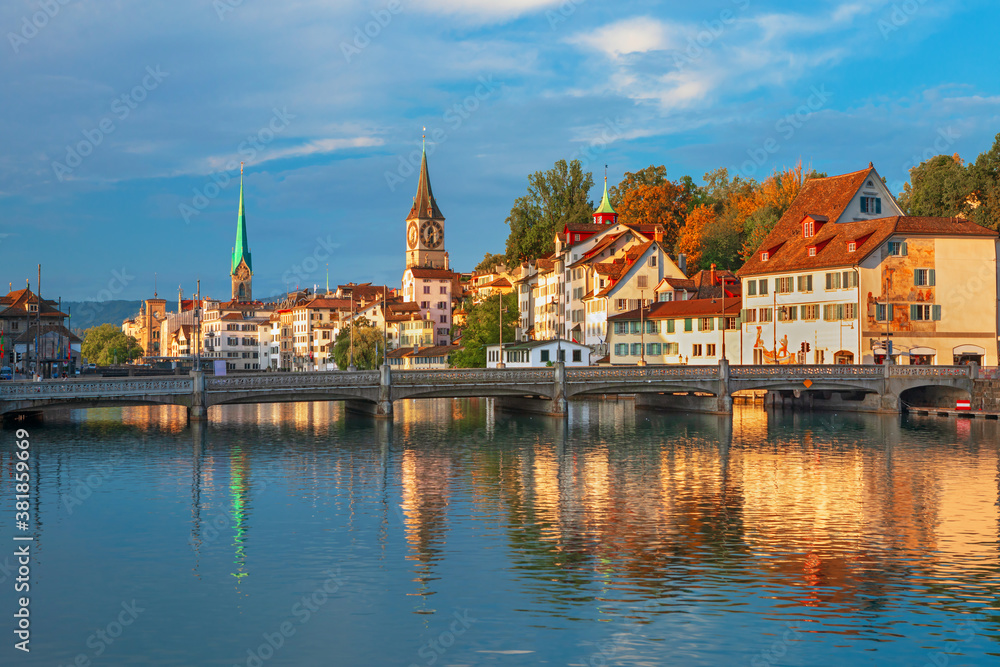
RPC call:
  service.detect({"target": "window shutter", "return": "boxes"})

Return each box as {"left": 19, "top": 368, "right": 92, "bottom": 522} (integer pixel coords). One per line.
{"left": 913, "top": 269, "right": 919, "bottom": 285}
{"left": 910, "top": 304, "right": 918, "bottom": 320}
{"left": 929, "top": 269, "right": 936, "bottom": 286}
{"left": 718, "top": 317, "right": 725, "bottom": 330}
{"left": 888, "top": 304, "right": 894, "bottom": 320}
{"left": 901, "top": 242, "right": 908, "bottom": 256}
{"left": 933, "top": 305, "right": 942, "bottom": 321}
{"left": 875, "top": 198, "right": 882, "bottom": 214}
{"left": 667, "top": 319, "right": 675, "bottom": 334}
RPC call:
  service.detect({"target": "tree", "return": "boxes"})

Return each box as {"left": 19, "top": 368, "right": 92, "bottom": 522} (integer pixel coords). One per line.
{"left": 608, "top": 165, "right": 693, "bottom": 250}
{"left": 740, "top": 207, "right": 781, "bottom": 263}
{"left": 968, "top": 134, "right": 1000, "bottom": 232}
{"left": 608, "top": 165, "right": 668, "bottom": 206}
{"left": 332, "top": 317, "right": 384, "bottom": 370}
{"left": 898, "top": 154, "right": 971, "bottom": 217}
{"left": 504, "top": 159, "right": 594, "bottom": 264}
{"left": 450, "top": 292, "right": 519, "bottom": 368}
{"left": 81, "top": 323, "right": 143, "bottom": 366}
{"left": 675, "top": 204, "right": 716, "bottom": 272}
{"left": 474, "top": 253, "right": 507, "bottom": 274}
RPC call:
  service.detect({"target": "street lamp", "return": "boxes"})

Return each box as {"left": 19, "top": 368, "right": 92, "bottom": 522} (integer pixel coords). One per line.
{"left": 496, "top": 289, "right": 505, "bottom": 369}
{"left": 348, "top": 297, "right": 356, "bottom": 371}
{"left": 637, "top": 289, "right": 647, "bottom": 366}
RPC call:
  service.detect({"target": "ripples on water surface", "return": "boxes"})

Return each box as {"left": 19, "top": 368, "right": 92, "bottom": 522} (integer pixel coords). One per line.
{"left": 1, "top": 399, "right": 998, "bottom": 666}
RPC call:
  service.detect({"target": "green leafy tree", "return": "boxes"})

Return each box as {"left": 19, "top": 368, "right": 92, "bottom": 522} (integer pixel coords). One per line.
{"left": 504, "top": 159, "right": 594, "bottom": 264}
{"left": 81, "top": 323, "right": 143, "bottom": 366}
{"left": 969, "top": 133, "right": 1000, "bottom": 231}
{"left": 474, "top": 253, "right": 507, "bottom": 274}
{"left": 898, "top": 154, "right": 971, "bottom": 217}
{"left": 608, "top": 165, "right": 668, "bottom": 206}
{"left": 699, "top": 211, "right": 745, "bottom": 271}
{"left": 740, "top": 206, "right": 781, "bottom": 264}
{"left": 450, "top": 292, "right": 519, "bottom": 368}
{"left": 332, "top": 317, "right": 384, "bottom": 370}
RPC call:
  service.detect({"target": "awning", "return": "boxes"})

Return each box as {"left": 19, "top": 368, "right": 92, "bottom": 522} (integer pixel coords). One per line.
{"left": 908, "top": 346, "right": 936, "bottom": 356}
{"left": 953, "top": 344, "right": 986, "bottom": 355}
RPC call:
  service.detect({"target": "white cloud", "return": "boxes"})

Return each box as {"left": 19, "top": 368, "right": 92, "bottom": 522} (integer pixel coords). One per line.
{"left": 568, "top": 16, "right": 681, "bottom": 58}
{"left": 407, "top": 0, "right": 563, "bottom": 22}
{"left": 198, "top": 136, "right": 384, "bottom": 174}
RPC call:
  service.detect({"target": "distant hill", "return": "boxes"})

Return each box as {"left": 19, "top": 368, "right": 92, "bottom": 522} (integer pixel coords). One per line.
{"left": 63, "top": 300, "right": 142, "bottom": 332}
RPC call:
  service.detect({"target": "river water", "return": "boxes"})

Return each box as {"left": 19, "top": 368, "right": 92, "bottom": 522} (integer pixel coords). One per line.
{"left": 2, "top": 399, "right": 998, "bottom": 666}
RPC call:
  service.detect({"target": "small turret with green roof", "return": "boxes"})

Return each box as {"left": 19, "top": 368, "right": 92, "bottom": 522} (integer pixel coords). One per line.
{"left": 593, "top": 174, "right": 618, "bottom": 225}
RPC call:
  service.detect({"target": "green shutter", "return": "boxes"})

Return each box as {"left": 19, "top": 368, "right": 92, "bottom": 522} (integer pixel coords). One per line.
{"left": 718, "top": 317, "right": 725, "bottom": 330}
{"left": 910, "top": 304, "right": 918, "bottom": 320}
{"left": 929, "top": 269, "right": 936, "bottom": 286}
{"left": 667, "top": 319, "right": 675, "bottom": 334}
{"left": 888, "top": 304, "right": 894, "bottom": 320}
{"left": 876, "top": 198, "right": 882, "bottom": 214}
{"left": 933, "top": 305, "right": 942, "bottom": 321}
{"left": 901, "top": 242, "right": 908, "bottom": 256}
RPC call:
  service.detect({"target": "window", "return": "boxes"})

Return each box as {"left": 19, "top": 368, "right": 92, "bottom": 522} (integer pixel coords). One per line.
{"left": 541, "top": 350, "right": 550, "bottom": 362}
{"left": 848, "top": 241, "right": 857, "bottom": 252}
{"left": 649, "top": 256, "right": 657, "bottom": 267}
{"left": 440, "top": 286, "right": 447, "bottom": 294}
{"left": 803, "top": 219, "right": 815, "bottom": 238}
{"left": 637, "top": 275, "right": 648, "bottom": 288}
{"left": 631, "top": 343, "right": 643, "bottom": 356}
{"left": 743, "top": 308, "right": 757, "bottom": 323}
{"left": 616, "top": 299, "right": 628, "bottom": 311}
{"left": 759, "top": 308, "right": 773, "bottom": 323}
{"left": 777, "top": 277, "right": 793, "bottom": 293}
{"left": 645, "top": 320, "right": 658, "bottom": 334}
{"left": 860, "top": 196, "right": 882, "bottom": 214}
{"left": 706, "top": 344, "right": 716, "bottom": 357}
{"left": 759, "top": 279, "right": 768, "bottom": 295}
{"left": 666, "top": 342, "right": 679, "bottom": 355}
{"left": 888, "top": 241, "right": 907, "bottom": 256}
{"left": 437, "top": 301, "right": 447, "bottom": 309}
{"left": 699, "top": 317, "right": 714, "bottom": 332}
{"left": 910, "top": 304, "right": 941, "bottom": 321}
{"left": 615, "top": 344, "right": 628, "bottom": 356}
{"left": 630, "top": 321, "right": 641, "bottom": 334}
{"left": 778, "top": 305, "right": 798, "bottom": 322}
{"left": 572, "top": 350, "right": 582, "bottom": 362}
{"left": 666, "top": 319, "right": 675, "bottom": 334}
{"left": 614, "top": 321, "right": 628, "bottom": 334}
{"left": 423, "top": 286, "right": 431, "bottom": 294}
{"left": 842, "top": 271, "right": 858, "bottom": 288}
{"left": 440, "top": 315, "right": 447, "bottom": 323}
{"left": 843, "top": 303, "right": 856, "bottom": 319}
{"left": 747, "top": 281, "right": 757, "bottom": 296}
{"left": 801, "top": 305, "right": 819, "bottom": 321}
{"left": 825, "top": 272, "right": 842, "bottom": 290}
{"left": 684, "top": 318, "right": 693, "bottom": 332}
{"left": 807, "top": 246, "right": 817, "bottom": 257}
{"left": 914, "top": 269, "right": 936, "bottom": 287}
{"left": 875, "top": 303, "right": 894, "bottom": 322}
{"left": 692, "top": 344, "right": 703, "bottom": 357}
{"left": 725, "top": 316, "right": 737, "bottom": 330}
{"left": 797, "top": 275, "right": 813, "bottom": 292}
{"left": 646, "top": 343, "right": 661, "bottom": 355}
{"left": 760, "top": 251, "right": 769, "bottom": 262}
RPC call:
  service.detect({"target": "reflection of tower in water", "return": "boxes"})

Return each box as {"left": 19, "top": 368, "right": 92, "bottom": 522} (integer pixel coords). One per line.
{"left": 229, "top": 445, "right": 252, "bottom": 581}
{"left": 400, "top": 447, "right": 451, "bottom": 600}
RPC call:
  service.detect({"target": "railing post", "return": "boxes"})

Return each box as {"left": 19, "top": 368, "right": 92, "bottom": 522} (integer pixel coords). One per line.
{"left": 189, "top": 370, "right": 208, "bottom": 422}
{"left": 377, "top": 364, "right": 393, "bottom": 419}
{"left": 552, "top": 362, "right": 567, "bottom": 417}
{"left": 969, "top": 361, "right": 979, "bottom": 381}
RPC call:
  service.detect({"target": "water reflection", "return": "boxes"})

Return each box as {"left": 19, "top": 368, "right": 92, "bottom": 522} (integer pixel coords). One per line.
{"left": 4, "top": 400, "right": 998, "bottom": 665}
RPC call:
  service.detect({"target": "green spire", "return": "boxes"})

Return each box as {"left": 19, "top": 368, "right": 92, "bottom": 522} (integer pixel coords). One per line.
{"left": 232, "top": 165, "right": 252, "bottom": 275}
{"left": 596, "top": 176, "right": 616, "bottom": 214}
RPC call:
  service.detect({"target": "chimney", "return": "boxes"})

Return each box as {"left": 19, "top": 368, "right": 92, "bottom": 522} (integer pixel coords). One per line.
{"left": 677, "top": 254, "right": 687, "bottom": 276}
{"left": 710, "top": 263, "right": 717, "bottom": 287}
{"left": 413, "top": 344, "right": 419, "bottom": 355}
{"left": 654, "top": 225, "right": 663, "bottom": 243}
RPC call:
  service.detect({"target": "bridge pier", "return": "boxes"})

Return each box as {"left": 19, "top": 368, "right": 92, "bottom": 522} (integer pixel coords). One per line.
{"left": 188, "top": 371, "right": 209, "bottom": 422}
{"left": 377, "top": 364, "right": 393, "bottom": 419}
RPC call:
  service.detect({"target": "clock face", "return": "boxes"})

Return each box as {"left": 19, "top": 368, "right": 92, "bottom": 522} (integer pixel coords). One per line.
{"left": 407, "top": 222, "right": 418, "bottom": 249}
{"left": 420, "top": 221, "right": 443, "bottom": 249}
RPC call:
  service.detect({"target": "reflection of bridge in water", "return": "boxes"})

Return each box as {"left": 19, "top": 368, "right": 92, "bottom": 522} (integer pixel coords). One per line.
{"left": 0, "top": 363, "right": 980, "bottom": 422}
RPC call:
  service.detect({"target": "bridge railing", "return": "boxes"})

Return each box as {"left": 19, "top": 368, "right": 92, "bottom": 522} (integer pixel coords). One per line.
{"left": 205, "top": 371, "right": 380, "bottom": 391}
{"left": 980, "top": 367, "right": 1000, "bottom": 380}
{"left": 392, "top": 368, "right": 554, "bottom": 385}
{"left": 0, "top": 377, "right": 194, "bottom": 400}
{"left": 730, "top": 364, "right": 884, "bottom": 378}
{"left": 565, "top": 365, "right": 718, "bottom": 381}
{"left": 885, "top": 365, "right": 973, "bottom": 378}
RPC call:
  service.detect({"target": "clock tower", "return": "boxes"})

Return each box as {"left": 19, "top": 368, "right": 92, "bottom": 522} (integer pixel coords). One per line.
{"left": 405, "top": 146, "right": 449, "bottom": 270}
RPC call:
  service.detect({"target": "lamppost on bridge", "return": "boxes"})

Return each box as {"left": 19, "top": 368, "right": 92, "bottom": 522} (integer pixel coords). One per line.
{"left": 637, "top": 289, "right": 647, "bottom": 366}
{"left": 496, "top": 289, "right": 506, "bottom": 369}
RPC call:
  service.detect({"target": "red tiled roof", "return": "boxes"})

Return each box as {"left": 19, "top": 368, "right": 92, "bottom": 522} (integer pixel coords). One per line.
{"left": 407, "top": 268, "right": 457, "bottom": 279}
{"left": 609, "top": 297, "right": 742, "bottom": 321}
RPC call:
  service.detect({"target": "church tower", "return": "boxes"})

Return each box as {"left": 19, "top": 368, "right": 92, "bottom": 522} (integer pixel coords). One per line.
{"left": 231, "top": 164, "right": 253, "bottom": 303}
{"left": 405, "top": 145, "right": 449, "bottom": 270}
{"left": 593, "top": 173, "right": 618, "bottom": 225}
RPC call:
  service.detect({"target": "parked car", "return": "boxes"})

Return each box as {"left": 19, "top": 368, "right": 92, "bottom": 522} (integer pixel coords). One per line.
{"left": 0, "top": 366, "right": 12, "bottom": 381}
{"left": 87, "top": 363, "right": 97, "bottom": 370}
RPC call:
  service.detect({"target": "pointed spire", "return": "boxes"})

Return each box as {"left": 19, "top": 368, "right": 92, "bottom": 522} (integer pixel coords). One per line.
{"left": 596, "top": 170, "right": 616, "bottom": 214}
{"left": 408, "top": 135, "right": 444, "bottom": 220}
{"left": 232, "top": 162, "right": 253, "bottom": 275}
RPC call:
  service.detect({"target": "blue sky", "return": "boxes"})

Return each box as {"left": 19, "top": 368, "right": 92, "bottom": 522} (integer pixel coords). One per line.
{"left": 1, "top": 0, "right": 999, "bottom": 302}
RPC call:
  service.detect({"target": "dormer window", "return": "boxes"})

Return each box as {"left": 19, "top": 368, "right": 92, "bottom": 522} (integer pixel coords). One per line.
{"left": 848, "top": 241, "right": 857, "bottom": 252}
{"left": 803, "top": 220, "right": 815, "bottom": 238}
{"left": 860, "top": 196, "right": 882, "bottom": 214}
{"left": 807, "top": 246, "right": 817, "bottom": 257}
{"left": 760, "top": 251, "right": 769, "bottom": 262}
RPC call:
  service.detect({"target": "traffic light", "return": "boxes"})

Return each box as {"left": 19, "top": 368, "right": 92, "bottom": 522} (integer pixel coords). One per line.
{"left": 805, "top": 343, "right": 811, "bottom": 353}
{"left": 800, "top": 341, "right": 806, "bottom": 353}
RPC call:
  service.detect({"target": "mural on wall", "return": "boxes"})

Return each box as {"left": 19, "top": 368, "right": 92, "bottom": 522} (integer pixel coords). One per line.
{"left": 864, "top": 238, "right": 937, "bottom": 335}
{"left": 753, "top": 327, "right": 797, "bottom": 364}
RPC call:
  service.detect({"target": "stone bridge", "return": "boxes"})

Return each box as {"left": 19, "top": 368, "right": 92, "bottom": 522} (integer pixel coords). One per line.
{"left": 0, "top": 363, "right": 979, "bottom": 421}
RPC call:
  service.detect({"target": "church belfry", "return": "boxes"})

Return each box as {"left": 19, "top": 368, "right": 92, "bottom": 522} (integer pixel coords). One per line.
{"left": 405, "top": 144, "right": 449, "bottom": 270}
{"left": 231, "top": 163, "right": 253, "bottom": 303}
